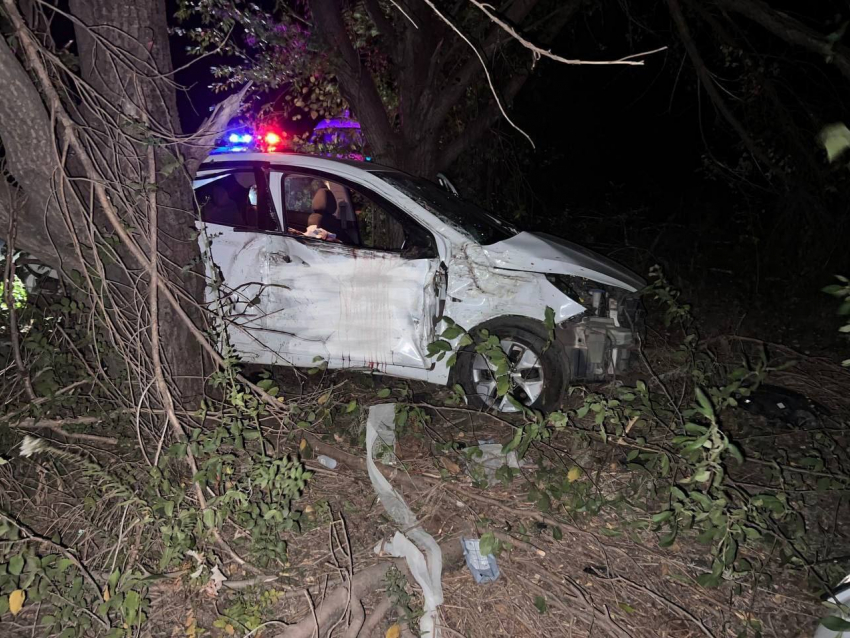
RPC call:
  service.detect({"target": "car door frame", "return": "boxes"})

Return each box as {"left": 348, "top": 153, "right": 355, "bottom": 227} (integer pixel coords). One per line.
{"left": 194, "top": 159, "right": 295, "bottom": 360}
{"left": 267, "top": 165, "right": 448, "bottom": 369}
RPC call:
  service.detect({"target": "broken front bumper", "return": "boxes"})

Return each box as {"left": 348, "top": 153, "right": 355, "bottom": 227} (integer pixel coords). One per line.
{"left": 554, "top": 287, "right": 644, "bottom": 381}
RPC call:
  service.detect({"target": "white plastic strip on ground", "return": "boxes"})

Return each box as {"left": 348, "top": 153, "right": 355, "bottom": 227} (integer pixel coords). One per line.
{"left": 366, "top": 403, "right": 443, "bottom": 638}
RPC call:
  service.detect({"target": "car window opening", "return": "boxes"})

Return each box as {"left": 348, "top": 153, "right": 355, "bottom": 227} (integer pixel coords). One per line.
{"left": 373, "top": 171, "right": 519, "bottom": 245}
{"left": 281, "top": 173, "right": 436, "bottom": 258}
{"left": 196, "top": 169, "right": 278, "bottom": 232}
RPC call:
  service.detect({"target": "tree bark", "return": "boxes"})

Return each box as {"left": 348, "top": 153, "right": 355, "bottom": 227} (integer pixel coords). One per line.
{"left": 0, "top": 0, "right": 211, "bottom": 403}
{"left": 309, "top": 0, "right": 401, "bottom": 164}
{"left": 0, "top": 36, "right": 81, "bottom": 271}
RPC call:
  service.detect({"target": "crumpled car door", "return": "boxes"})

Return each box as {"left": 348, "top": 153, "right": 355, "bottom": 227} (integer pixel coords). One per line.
{"left": 193, "top": 165, "right": 281, "bottom": 361}
{"left": 260, "top": 237, "right": 440, "bottom": 369}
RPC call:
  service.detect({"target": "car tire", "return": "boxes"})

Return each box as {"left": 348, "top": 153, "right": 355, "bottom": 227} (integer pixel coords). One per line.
{"left": 454, "top": 316, "right": 567, "bottom": 413}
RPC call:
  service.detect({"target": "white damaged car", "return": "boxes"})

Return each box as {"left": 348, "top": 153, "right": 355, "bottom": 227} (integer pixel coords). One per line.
{"left": 194, "top": 150, "right": 645, "bottom": 412}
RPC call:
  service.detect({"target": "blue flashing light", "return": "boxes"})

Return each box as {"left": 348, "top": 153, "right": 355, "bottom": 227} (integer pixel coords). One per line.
{"left": 365, "top": 156, "right": 372, "bottom": 162}
{"left": 228, "top": 133, "right": 254, "bottom": 144}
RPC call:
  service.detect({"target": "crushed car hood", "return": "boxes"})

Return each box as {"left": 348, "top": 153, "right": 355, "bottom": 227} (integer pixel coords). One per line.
{"left": 483, "top": 232, "right": 646, "bottom": 292}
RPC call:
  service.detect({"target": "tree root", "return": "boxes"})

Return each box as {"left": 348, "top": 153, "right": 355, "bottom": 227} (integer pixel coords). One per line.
{"left": 272, "top": 534, "right": 465, "bottom": 638}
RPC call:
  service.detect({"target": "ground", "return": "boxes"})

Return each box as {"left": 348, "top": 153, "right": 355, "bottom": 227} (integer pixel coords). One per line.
{"left": 4, "top": 298, "right": 850, "bottom": 638}
{"left": 139, "top": 329, "right": 850, "bottom": 638}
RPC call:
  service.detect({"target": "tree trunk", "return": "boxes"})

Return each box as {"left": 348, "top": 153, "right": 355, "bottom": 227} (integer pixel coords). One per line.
{"left": 68, "top": 0, "right": 206, "bottom": 401}
{"left": 0, "top": 0, "right": 208, "bottom": 403}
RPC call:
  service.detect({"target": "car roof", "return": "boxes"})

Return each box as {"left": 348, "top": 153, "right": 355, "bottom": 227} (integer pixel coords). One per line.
{"left": 199, "top": 151, "right": 396, "bottom": 177}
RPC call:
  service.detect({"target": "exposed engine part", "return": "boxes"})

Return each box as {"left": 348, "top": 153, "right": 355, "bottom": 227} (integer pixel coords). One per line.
{"left": 548, "top": 273, "right": 644, "bottom": 380}
{"left": 558, "top": 316, "right": 635, "bottom": 380}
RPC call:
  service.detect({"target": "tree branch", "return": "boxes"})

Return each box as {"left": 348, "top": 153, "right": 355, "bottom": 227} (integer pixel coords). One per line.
{"left": 429, "top": 0, "right": 543, "bottom": 130}
{"left": 714, "top": 0, "right": 850, "bottom": 83}
{"left": 363, "top": 0, "right": 396, "bottom": 42}
{"left": 309, "top": 0, "right": 400, "bottom": 161}
{"left": 438, "top": 72, "right": 528, "bottom": 171}
{"left": 666, "top": 0, "right": 780, "bottom": 174}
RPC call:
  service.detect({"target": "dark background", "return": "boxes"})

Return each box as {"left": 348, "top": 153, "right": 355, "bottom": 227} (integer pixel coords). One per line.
{"left": 170, "top": 1, "right": 850, "bottom": 351}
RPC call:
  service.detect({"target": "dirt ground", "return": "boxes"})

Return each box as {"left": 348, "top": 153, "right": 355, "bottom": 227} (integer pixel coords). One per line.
{"left": 138, "top": 336, "right": 850, "bottom": 638}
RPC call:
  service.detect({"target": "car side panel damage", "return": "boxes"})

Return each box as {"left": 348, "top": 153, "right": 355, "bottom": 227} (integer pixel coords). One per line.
{"left": 206, "top": 230, "right": 440, "bottom": 371}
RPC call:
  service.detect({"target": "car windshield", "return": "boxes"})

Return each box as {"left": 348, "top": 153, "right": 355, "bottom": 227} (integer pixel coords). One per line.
{"left": 373, "top": 171, "right": 519, "bottom": 244}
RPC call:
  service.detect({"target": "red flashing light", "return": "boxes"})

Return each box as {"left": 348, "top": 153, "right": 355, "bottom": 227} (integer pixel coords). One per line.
{"left": 264, "top": 131, "right": 282, "bottom": 146}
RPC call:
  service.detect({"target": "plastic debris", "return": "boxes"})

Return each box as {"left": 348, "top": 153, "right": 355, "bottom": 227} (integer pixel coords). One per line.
{"left": 316, "top": 454, "right": 338, "bottom": 469}
{"left": 373, "top": 408, "right": 398, "bottom": 465}
{"left": 466, "top": 442, "right": 525, "bottom": 487}
{"left": 461, "top": 537, "right": 500, "bottom": 584}
{"left": 367, "top": 404, "right": 443, "bottom": 638}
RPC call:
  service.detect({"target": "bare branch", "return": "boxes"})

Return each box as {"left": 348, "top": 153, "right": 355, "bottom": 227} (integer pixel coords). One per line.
{"left": 438, "top": 72, "right": 528, "bottom": 171}
{"left": 666, "top": 0, "right": 780, "bottom": 174}
{"left": 467, "top": 0, "right": 666, "bottom": 68}
{"left": 420, "top": 0, "right": 535, "bottom": 147}
{"left": 428, "top": 0, "right": 543, "bottom": 130}
{"left": 714, "top": 0, "right": 850, "bottom": 84}
{"left": 183, "top": 83, "right": 253, "bottom": 175}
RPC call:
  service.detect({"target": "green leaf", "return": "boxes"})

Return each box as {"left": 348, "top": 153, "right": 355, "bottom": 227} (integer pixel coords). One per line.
{"left": 694, "top": 387, "right": 714, "bottom": 419}
{"left": 599, "top": 528, "right": 622, "bottom": 537}
{"left": 376, "top": 388, "right": 391, "bottom": 398}
{"left": 9, "top": 554, "right": 24, "bottom": 576}
{"left": 203, "top": 509, "right": 216, "bottom": 529}
{"left": 503, "top": 428, "right": 523, "bottom": 455}
{"left": 427, "top": 339, "right": 452, "bottom": 354}
{"left": 693, "top": 469, "right": 711, "bottom": 483}
{"left": 552, "top": 526, "right": 563, "bottom": 541}
{"left": 821, "top": 616, "right": 850, "bottom": 632}
{"left": 652, "top": 510, "right": 673, "bottom": 524}
{"left": 819, "top": 123, "right": 850, "bottom": 162}
{"left": 618, "top": 602, "right": 636, "bottom": 614}
{"left": 696, "top": 572, "right": 721, "bottom": 588}
{"left": 726, "top": 443, "right": 744, "bottom": 464}
{"left": 684, "top": 423, "right": 708, "bottom": 435}
{"left": 544, "top": 306, "right": 556, "bottom": 331}
{"left": 345, "top": 400, "right": 357, "bottom": 413}
{"left": 479, "top": 532, "right": 496, "bottom": 557}
{"left": 441, "top": 325, "right": 464, "bottom": 340}
{"left": 533, "top": 595, "right": 548, "bottom": 614}
{"left": 659, "top": 530, "right": 677, "bottom": 547}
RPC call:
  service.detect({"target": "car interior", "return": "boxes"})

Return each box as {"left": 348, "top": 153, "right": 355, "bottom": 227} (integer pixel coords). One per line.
{"left": 198, "top": 167, "right": 434, "bottom": 257}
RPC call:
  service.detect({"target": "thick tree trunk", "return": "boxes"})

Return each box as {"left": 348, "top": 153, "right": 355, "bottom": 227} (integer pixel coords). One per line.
{"left": 0, "top": 0, "right": 208, "bottom": 403}
{"left": 68, "top": 0, "right": 206, "bottom": 400}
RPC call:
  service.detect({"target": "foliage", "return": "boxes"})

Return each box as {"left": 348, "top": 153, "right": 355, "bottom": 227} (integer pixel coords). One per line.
{"left": 823, "top": 275, "right": 850, "bottom": 366}
{"left": 0, "top": 275, "right": 26, "bottom": 311}
{"left": 213, "top": 587, "right": 281, "bottom": 634}
{"left": 0, "top": 511, "right": 149, "bottom": 637}
{"left": 0, "top": 260, "right": 312, "bottom": 634}
{"left": 414, "top": 267, "right": 850, "bottom": 633}
{"left": 384, "top": 565, "right": 422, "bottom": 633}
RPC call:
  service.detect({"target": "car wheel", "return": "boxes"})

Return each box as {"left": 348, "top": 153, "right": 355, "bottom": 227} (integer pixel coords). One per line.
{"left": 454, "top": 317, "right": 567, "bottom": 413}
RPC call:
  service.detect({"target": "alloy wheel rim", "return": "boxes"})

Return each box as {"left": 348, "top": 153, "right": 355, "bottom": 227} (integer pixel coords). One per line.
{"left": 471, "top": 338, "right": 545, "bottom": 412}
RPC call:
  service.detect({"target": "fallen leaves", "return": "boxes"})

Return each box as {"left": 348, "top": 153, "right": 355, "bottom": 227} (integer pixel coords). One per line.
{"left": 9, "top": 589, "right": 25, "bottom": 615}
{"left": 385, "top": 624, "right": 401, "bottom": 638}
